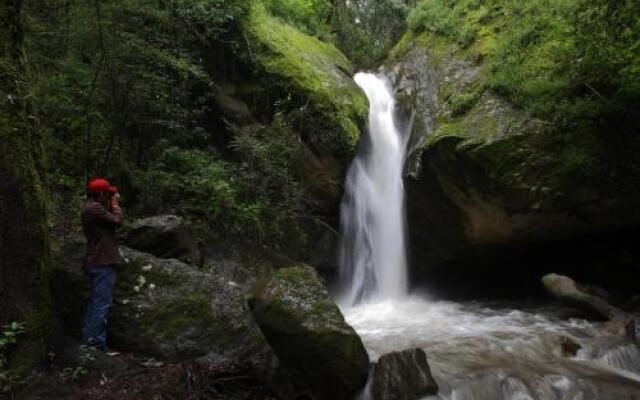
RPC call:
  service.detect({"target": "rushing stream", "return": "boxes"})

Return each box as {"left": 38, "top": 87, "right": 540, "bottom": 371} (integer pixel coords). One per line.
{"left": 338, "top": 72, "right": 640, "bottom": 399}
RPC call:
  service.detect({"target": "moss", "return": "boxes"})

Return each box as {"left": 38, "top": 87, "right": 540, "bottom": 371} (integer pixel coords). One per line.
{"left": 413, "top": 33, "right": 455, "bottom": 67}
{"left": 388, "top": 31, "right": 415, "bottom": 61}
{"left": 249, "top": 265, "right": 369, "bottom": 399}
{"left": 245, "top": 3, "right": 368, "bottom": 153}
{"left": 0, "top": 11, "right": 56, "bottom": 374}
{"left": 140, "top": 293, "right": 216, "bottom": 339}
{"left": 449, "top": 86, "right": 485, "bottom": 117}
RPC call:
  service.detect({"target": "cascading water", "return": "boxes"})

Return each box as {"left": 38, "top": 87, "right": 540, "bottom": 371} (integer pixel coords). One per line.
{"left": 338, "top": 72, "right": 409, "bottom": 306}
{"left": 337, "top": 72, "right": 640, "bottom": 400}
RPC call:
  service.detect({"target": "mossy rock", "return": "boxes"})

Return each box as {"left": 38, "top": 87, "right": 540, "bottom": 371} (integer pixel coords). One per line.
{"left": 392, "top": 30, "right": 640, "bottom": 289}
{"left": 51, "top": 240, "right": 268, "bottom": 363}
{"left": 248, "top": 265, "right": 369, "bottom": 400}
{"left": 244, "top": 3, "right": 368, "bottom": 157}
{"left": 110, "top": 247, "right": 267, "bottom": 361}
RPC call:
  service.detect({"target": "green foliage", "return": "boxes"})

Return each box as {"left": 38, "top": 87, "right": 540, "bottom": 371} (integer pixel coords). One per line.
{"left": 58, "top": 345, "right": 97, "bottom": 383}
{"left": 230, "top": 115, "right": 306, "bottom": 244}
{"left": 0, "top": 322, "right": 26, "bottom": 393}
{"left": 0, "top": 322, "right": 26, "bottom": 370}
{"left": 407, "top": 0, "right": 640, "bottom": 124}
{"left": 135, "top": 112, "right": 306, "bottom": 245}
{"left": 246, "top": 3, "right": 367, "bottom": 154}
{"left": 408, "top": 0, "right": 483, "bottom": 48}
{"left": 448, "top": 83, "right": 486, "bottom": 117}
{"left": 332, "top": 0, "right": 410, "bottom": 68}
{"left": 136, "top": 147, "right": 263, "bottom": 238}
{"left": 28, "top": 0, "right": 249, "bottom": 186}
{"left": 21, "top": 0, "right": 367, "bottom": 250}
{"left": 261, "top": 0, "right": 332, "bottom": 38}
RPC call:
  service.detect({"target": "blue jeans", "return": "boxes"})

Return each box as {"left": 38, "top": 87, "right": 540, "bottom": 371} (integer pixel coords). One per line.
{"left": 84, "top": 265, "right": 117, "bottom": 350}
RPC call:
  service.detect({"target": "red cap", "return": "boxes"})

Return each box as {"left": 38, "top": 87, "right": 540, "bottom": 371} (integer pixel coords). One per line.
{"left": 87, "top": 178, "right": 118, "bottom": 194}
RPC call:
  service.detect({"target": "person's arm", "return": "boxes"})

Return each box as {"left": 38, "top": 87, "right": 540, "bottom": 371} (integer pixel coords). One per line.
{"left": 88, "top": 199, "right": 123, "bottom": 227}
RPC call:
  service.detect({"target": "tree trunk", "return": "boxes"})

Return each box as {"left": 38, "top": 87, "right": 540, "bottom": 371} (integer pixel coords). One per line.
{"left": 0, "top": 0, "right": 56, "bottom": 374}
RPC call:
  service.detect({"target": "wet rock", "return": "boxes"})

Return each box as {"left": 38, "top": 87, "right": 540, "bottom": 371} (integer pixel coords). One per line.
{"left": 51, "top": 236, "right": 90, "bottom": 335}
{"left": 626, "top": 294, "right": 640, "bottom": 311}
{"left": 52, "top": 241, "right": 268, "bottom": 363}
{"left": 541, "top": 334, "right": 582, "bottom": 357}
{"left": 248, "top": 265, "right": 369, "bottom": 400}
{"left": 601, "top": 319, "right": 637, "bottom": 342}
{"left": 542, "top": 273, "right": 626, "bottom": 320}
{"left": 391, "top": 31, "right": 640, "bottom": 297}
{"left": 577, "top": 283, "right": 610, "bottom": 301}
{"left": 110, "top": 247, "right": 267, "bottom": 362}
{"left": 372, "top": 348, "right": 438, "bottom": 400}
{"left": 124, "top": 214, "right": 198, "bottom": 264}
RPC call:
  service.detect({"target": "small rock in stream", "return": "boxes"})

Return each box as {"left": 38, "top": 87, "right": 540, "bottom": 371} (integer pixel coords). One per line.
{"left": 601, "top": 319, "right": 637, "bottom": 342}
{"left": 541, "top": 334, "right": 582, "bottom": 357}
{"left": 372, "top": 348, "right": 438, "bottom": 400}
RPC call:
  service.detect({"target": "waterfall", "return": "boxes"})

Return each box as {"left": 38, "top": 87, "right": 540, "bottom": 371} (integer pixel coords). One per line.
{"left": 338, "top": 72, "right": 409, "bottom": 306}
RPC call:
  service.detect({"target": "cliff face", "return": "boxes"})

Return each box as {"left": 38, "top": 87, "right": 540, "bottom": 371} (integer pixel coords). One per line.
{"left": 390, "top": 28, "right": 640, "bottom": 297}
{"left": 240, "top": 3, "right": 368, "bottom": 216}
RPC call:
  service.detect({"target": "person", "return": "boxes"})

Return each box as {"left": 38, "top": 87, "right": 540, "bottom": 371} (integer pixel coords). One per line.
{"left": 81, "top": 177, "right": 123, "bottom": 353}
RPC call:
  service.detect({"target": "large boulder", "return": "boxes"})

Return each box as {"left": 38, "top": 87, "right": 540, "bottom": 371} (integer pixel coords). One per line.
{"left": 542, "top": 273, "right": 625, "bottom": 320}
{"left": 372, "top": 348, "right": 439, "bottom": 400}
{"left": 51, "top": 237, "right": 268, "bottom": 363}
{"left": 241, "top": 3, "right": 368, "bottom": 217}
{"left": 124, "top": 214, "right": 198, "bottom": 264}
{"left": 248, "top": 265, "right": 370, "bottom": 400}
{"left": 110, "top": 247, "right": 267, "bottom": 361}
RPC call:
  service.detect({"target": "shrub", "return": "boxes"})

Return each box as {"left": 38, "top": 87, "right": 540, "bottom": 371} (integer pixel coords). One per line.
{"left": 407, "top": 0, "right": 640, "bottom": 123}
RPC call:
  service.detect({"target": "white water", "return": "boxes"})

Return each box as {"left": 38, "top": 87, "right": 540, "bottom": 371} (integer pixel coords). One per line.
{"left": 336, "top": 72, "right": 640, "bottom": 400}
{"left": 338, "top": 72, "right": 409, "bottom": 306}
{"left": 344, "top": 298, "right": 640, "bottom": 399}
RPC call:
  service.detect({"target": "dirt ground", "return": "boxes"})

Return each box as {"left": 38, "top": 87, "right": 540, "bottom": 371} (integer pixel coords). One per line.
{"left": 7, "top": 351, "right": 277, "bottom": 400}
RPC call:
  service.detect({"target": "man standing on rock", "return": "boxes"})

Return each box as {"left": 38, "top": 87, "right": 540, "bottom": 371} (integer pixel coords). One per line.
{"left": 81, "top": 177, "right": 123, "bottom": 353}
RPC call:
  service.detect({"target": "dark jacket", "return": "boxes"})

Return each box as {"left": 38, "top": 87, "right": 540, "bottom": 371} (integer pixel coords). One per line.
{"left": 81, "top": 199, "right": 123, "bottom": 268}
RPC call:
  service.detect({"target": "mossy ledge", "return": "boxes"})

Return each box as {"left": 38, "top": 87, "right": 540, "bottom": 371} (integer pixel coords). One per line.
{"left": 244, "top": 3, "right": 368, "bottom": 156}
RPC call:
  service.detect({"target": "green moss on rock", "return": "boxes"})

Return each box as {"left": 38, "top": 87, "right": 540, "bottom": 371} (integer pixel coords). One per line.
{"left": 244, "top": 4, "right": 368, "bottom": 154}
{"left": 249, "top": 265, "right": 369, "bottom": 400}
{"left": 394, "top": 20, "right": 640, "bottom": 265}
{"left": 107, "top": 247, "right": 267, "bottom": 361}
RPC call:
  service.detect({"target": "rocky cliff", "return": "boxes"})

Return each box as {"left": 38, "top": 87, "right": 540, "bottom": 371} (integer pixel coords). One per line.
{"left": 390, "top": 25, "right": 640, "bottom": 297}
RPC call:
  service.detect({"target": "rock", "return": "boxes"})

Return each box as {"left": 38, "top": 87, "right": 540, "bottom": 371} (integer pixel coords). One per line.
{"left": 248, "top": 265, "right": 369, "bottom": 400}
{"left": 542, "top": 274, "right": 625, "bottom": 320}
{"left": 124, "top": 214, "right": 199, "bottom": 264}
{"left": 110, "top": 247, "right": 266, "bottom": 362}
{"left": 51, "top": 240, "right": 268, "bottom": 364}
{"left": 51, "top": 235, "right": 90, "bottom": 336}
{"left": 626, "top": 294, "right": 640, "bottom": 311}
{"left": 577, "top": 283, "right": 610, "bottom": 302}
{"left": 540, "top": 334, "right": 582, "bottom": 357}
{"left": 244, "top": 4, "right": 368, "bottom": 158}
{"left": 372, "top": 348, "right": 438, "bottom": 400}
{"left": 601, "top": 319, "right": 637, "bottom": 342}
{"left": 390, "top": 30, "right": 640, "bottom": 297}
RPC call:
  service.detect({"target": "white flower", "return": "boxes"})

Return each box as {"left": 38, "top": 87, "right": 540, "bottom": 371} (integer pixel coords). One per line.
{"left": 142, "top": 264, "right": 153, "bottom": 271}
{"left": 148, "top": 283, "right": 156, "bottom": 290}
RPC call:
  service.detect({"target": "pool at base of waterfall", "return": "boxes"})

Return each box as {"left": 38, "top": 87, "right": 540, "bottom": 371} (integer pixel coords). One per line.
{"left": 342, "top": 297, "right": 640, "bottom": 400}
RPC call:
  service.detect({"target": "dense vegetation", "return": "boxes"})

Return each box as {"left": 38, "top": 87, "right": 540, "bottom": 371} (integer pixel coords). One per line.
{"left": 406, "top": 0, "right": 640, "bottom": 125}
{"left": 21, "top": 1, "right": 326, "bottom": 247}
